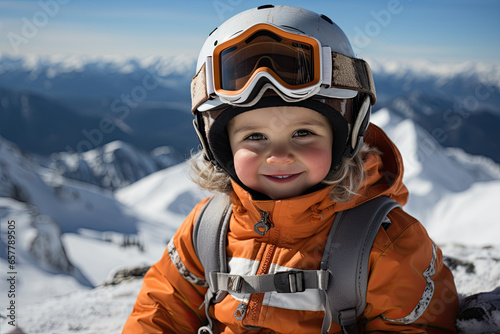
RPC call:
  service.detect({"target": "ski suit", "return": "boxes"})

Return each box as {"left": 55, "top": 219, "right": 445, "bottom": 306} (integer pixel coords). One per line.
{"left": 123, "top": 124, "right": 459, "bottom": 333}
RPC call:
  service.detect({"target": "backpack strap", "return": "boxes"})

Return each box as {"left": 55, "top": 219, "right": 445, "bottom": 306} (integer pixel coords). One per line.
{"left": 192, "top": 193, "right": 232, "bottom": 334}
{"left": 320, "top": 196, "right": 401, "bottom": 334}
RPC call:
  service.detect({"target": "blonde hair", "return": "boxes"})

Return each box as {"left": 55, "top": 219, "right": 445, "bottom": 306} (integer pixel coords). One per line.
{"left": 188, "top": 151, "right": 233, "bottom": 194}
{"left": 322, "top": 144, "right": 379, "bottom": 202}
{"left": 189, "top": 144, "right": 379, "bottom": 203}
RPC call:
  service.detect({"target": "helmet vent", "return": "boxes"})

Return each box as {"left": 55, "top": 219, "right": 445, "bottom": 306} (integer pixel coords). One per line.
{"left": 279, "top": 25, "right": 305, "bottom": 34}
{"left": 257, "top": 4, "right": 274, "bottom": 10}
{"left": 320, "top": 14, "right": 333, "bottom": 25}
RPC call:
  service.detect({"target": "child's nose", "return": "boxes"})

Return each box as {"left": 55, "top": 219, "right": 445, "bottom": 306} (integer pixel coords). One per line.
{"left": 266, "top": 144, "right": 294, "bottom": 165}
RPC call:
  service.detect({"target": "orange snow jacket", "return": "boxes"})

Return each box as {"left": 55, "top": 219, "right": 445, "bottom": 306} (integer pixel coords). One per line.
{"left": 123, "top": 124, "right": 459, "bottom": 333}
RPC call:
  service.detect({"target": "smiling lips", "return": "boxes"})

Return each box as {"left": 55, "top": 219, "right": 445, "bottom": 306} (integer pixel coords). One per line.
{"left": 264, "top": 173, "right": 302, "bottom": 183}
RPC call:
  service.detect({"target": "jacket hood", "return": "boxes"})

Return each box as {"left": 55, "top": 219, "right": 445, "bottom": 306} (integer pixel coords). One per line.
{"left": 230, "top": 123, "right": 408, "bottom": 220}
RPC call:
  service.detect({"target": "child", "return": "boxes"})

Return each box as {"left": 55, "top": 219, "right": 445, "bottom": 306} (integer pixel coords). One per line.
{"left": 123, "top": 5, "right": 459, "bottom": 333}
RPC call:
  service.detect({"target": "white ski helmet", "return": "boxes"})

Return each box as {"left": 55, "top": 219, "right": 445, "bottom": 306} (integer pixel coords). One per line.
{"left": 191, "top": 5, "right": 376, "bottom": 190}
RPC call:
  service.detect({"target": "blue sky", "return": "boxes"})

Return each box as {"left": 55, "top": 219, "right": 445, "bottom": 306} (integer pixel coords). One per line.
{"left": 0, "top": 0, "right": 499, "bottom": 64}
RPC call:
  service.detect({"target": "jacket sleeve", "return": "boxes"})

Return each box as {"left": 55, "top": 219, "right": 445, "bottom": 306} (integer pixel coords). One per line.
{"left": 122, "top": 198, "right": 210, "bottom": 334}
{"left": 364, "top": 208, "right": 459, "bottom": 333}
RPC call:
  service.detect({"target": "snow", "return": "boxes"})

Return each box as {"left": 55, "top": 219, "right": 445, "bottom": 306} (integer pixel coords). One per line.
{"left": 429, "top": 181, "right": 500, "bottom": 245}
{"left": 0, "top": 52, "right": 196, "bottom": 78}
{"left": 442, "top": 245, "right": 500, "bottom": 297}
{"left": 45, "top": 140, "right": 181, "bottom": 190}
{"left": 61, "top": 232, "right": 162, "bottom": 287}
{"left": 7, "top": 280, "right": 142, "bottom": 334}
{"left": 116, "top": 162, "right": 211, "bottom": 221}
{"left": 367, "top": 57, "right": 500, "bottom": 87}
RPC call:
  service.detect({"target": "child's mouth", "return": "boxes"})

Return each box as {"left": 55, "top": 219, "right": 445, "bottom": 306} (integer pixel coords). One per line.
{"left": 264, "top": 173, "right": 301, "bottom": 182}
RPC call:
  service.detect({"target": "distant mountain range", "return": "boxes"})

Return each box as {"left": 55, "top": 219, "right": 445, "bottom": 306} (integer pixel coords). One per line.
{"left": 0, "top": 54, "right": 198, "bottom": 157}
{"left": 1, "top": 53, "right": 500, "bottom": 163}
{"left": 375, "top": 90, "right": 500, "bottom": 162}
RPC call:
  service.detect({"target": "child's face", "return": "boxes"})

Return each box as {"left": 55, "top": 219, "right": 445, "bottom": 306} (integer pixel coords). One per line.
{"left": 228, "top": 106, "right": 333, "bottom": 200}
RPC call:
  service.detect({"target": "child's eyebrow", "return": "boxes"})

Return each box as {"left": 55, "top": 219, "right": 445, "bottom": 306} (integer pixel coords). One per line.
{"left": 230, "top": 118, "right": 327, "bottom": 134}
{"left": 278, "top": 117, "right": 328, "bottom": 129}
{"left": 229, "top": 124, "right": 261, "bottom": 135}
{"left": 296, "top": 119, "right": 327, "bottom": 127}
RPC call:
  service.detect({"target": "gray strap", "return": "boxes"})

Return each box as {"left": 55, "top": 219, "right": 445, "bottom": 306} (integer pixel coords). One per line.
{"left": 210, "top": 270, "right": 329, "bottom": 294}
{"left": 192, "top": 193, "right": 232, "bottom": 334}
{"left": 193, "top": 193, "right": 232, "bottom": 281}
{"left": 320, "top": 196, "right": 401, "bottom": 333}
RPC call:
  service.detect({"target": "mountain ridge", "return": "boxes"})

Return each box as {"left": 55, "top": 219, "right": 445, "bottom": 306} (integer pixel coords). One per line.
{"left": 2, "top": 53, "right": 500, "bottom": 161}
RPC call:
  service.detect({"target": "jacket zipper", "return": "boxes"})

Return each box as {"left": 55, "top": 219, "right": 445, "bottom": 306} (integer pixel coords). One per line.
{"left": 244, "top": 209, "right": 279, "bottom": 326}
{"left": 253, "top": 210, "right": 273, "bottom": 235}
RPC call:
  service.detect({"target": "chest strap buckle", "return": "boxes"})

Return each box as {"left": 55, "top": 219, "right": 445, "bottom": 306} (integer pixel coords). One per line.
{"left": 274, "top": 270, "right": 305, "bottom": 293}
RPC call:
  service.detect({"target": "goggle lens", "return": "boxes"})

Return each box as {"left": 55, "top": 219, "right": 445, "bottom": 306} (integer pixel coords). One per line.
{"left": 217, "top": 27, "right": 317, "bottom": 92}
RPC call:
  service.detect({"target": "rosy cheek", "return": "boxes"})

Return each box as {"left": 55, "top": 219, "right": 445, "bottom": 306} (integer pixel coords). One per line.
{"left": 233, "top": 149, "right": 260, "bottom": 186}
{"left": 302, "top": 146, "right": 332, "bottom": 178}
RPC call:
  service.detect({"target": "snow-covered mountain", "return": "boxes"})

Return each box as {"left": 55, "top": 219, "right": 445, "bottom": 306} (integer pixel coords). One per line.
{"left": 0, "top": 85, "right": 198, "bottom": 156}
{"left": 0, "top": 53, "right": 199, "bottom": 157}
{"left": 2, "top": 53, "right": 498, "bottom": 101}
{"left": 368, "top": 58, "right": 500, "bottom": 108}
{"left": 0, "top": 53, "right": 195, "bottom": 104}
{"left": 371, "top": 108, "right": 500, "bottom": 245}
{"left": 0, "top": 134, "right": 204, "bottom": 297}
{"left": 41, "top": 140, "right": 181, "bottom": 190}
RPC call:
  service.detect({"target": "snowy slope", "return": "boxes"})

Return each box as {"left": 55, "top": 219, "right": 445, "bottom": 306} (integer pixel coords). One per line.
{"left": 0, "top": 136, "right": 162, "bottom": 302}
{"left": 371, "top": 108, "right": 500, "bottom": 245}
{"left": 0, "top": 135, "right": 208, "bottom": 329}
{"left": 0, "top": 140, "right": 207, "bottom": 332}
{"left": 62, "top": 162, "right": 212, "bottom": 287}
{"left": 116, "top": 161, "right": 212, "bottom": 221}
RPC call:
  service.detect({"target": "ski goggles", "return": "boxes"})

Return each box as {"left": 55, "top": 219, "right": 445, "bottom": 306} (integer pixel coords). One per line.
{"left": 191, "top": 24, "right": 376, "bottom": 113}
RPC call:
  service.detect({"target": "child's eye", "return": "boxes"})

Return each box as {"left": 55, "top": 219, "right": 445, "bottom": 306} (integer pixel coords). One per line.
{"left": 245, "top": 133, "right": 266, "bottom": 141}
{"left": 293, "top": 129, "right": 314, "bottom": 137}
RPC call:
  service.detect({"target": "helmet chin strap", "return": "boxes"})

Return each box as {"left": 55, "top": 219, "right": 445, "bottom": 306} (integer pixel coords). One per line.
{"left": 345, "top": 96, "right": 371, "bottom": 159}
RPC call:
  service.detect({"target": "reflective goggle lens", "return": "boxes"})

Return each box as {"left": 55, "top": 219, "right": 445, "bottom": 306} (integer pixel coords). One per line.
{"left": 214, "top": 25, "right": 320, "bottom": 94}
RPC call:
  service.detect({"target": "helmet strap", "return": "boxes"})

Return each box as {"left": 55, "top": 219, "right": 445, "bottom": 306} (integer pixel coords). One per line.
{"left": 344, "top": 96, "right": 371, "bottom": 159}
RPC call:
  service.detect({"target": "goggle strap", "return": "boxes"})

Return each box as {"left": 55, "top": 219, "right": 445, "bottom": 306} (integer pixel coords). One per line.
{"left": 191, "top": 62, "right": 210, "bottom": 114}
{"left": 330, "top": 52, "right": 377, "bottom": 104}
{"left": 321, "top": 47, "right": 333, "bottom": 87}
